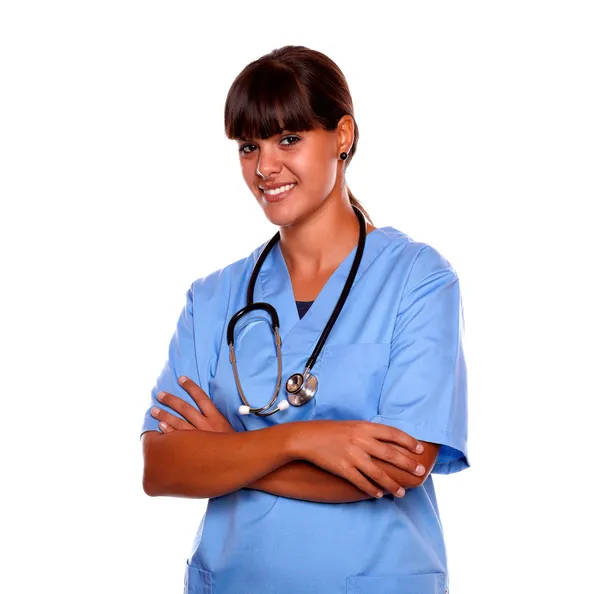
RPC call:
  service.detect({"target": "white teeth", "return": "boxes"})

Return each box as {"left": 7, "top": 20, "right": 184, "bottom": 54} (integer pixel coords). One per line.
{"left": 263, "top": 183, "right": 296, "bottom": 195}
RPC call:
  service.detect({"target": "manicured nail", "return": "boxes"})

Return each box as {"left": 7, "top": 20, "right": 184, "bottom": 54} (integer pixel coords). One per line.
{"left": 159, "top": 422, "right": 167, "bottom": 430}
{"left": 416, "top": 464, "right": 425, "bottom": 475}
{"left": 178, "top": 376, "right": 188, "bottom": 385}
{"left": 151, "top": 407, "right": 160, "bottom": 415}
{"left": 416, "top": 443, "right": 424, "bottom": 453}
{"left": 157, "top": 392, "right": 165, "bottom": 401}
{"left": 395, "top": 487, "right": 406, "bottom": 497}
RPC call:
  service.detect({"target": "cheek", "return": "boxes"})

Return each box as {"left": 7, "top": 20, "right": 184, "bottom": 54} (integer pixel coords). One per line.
{"left": 295, "top": 153, "right": 336, "bottom": 195}
{"left": 239, "top": 160, "right": 254, "bottom": 183}
{"left": 240, "top": 161, "right": 261, "bottom": 196}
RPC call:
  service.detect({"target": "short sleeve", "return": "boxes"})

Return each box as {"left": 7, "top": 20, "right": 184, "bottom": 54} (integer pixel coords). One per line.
{"left": 140, "top": 286, "right": 203, "bottom": 439}
{"left": 370, "top": 245, "right": 469, "bottom": 474}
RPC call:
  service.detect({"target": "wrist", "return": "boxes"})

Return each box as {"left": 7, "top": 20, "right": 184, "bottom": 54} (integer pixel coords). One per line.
{"left": 276, "top": 421, "right": 306, "bottom": 462}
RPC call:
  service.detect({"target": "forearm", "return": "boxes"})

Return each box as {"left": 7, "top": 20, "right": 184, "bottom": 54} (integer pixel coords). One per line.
{"left": 142, "top": 425, "right": 296, "bottom": 499}
{"left": 247, "top": 460, "right": 371, "bottom": 503}
{"left": 246, "top": 457, "right": 426, "bottom": 503}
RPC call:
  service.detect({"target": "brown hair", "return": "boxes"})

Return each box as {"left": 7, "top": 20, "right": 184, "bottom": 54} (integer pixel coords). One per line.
{"left": 224, "top": 45, "right": 373, "bottom": 225}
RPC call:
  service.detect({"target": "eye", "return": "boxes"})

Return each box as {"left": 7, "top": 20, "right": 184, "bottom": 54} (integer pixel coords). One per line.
{"left": 237, "top": 135, "right": 300, "bottom": 155}
{"left": 281, "top": 135, "right": 300, "bottom": 146}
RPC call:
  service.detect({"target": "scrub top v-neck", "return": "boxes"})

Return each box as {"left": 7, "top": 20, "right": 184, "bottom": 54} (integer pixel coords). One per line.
{"left": 295, "top": 300, "right": 314, "bottom": 320}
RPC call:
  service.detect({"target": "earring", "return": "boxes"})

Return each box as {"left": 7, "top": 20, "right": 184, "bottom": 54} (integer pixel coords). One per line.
{"left": 340, "top": 152, "right": 348, "bottom": 160}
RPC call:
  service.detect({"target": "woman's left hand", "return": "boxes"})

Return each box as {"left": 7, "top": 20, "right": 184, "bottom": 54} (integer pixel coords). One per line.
{"left": 150, "top": 376, "right": 235, "bottom": 434}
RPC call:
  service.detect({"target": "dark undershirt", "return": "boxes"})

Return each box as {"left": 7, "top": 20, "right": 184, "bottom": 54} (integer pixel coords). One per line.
{"left": 295, "top": 300, "right": 314, "bottom": 320}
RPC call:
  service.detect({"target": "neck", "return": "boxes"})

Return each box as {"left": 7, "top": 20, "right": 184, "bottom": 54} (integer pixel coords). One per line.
{"left": 278, "top": 194, "right": 374, "bottom": 277}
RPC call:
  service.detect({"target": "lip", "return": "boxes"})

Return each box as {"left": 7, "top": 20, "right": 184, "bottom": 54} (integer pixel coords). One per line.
{"left": 261, "top": 183, "right": 297, "bottom": 203}
{"left": 259, "top": 181, "right": 296, "bottom": 191}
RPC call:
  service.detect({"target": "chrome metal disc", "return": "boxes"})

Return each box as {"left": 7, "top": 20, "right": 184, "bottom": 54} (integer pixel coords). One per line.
{"left": 286, "top": 373, "right": 318, "bottom": 406}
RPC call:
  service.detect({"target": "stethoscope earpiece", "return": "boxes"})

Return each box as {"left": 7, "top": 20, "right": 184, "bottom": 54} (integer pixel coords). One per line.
{"left": 228, "top": 206, "right": 367, "bottom": 417}
{"left": 238, "top": 400, "right": 289, "bottom": 416}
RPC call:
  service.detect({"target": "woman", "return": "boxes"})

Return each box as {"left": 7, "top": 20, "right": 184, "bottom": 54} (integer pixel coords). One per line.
{"left": 141, "top": 45, "right": 468, "bottom": 594}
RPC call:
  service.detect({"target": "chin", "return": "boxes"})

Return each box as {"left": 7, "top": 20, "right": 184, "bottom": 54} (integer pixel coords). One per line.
{"left": 256, "top": 197, "right": 297, "bottom": 227}
{"left": 260, "top": 208, "right": 298, "bottom": 228}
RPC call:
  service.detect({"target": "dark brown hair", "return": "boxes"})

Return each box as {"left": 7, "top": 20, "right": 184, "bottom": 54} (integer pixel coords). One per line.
{"left": 224, "top": 45, "right": 372, "bottom": 225}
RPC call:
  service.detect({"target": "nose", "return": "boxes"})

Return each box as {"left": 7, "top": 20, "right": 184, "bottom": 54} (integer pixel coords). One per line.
{"left": 256, "top": 145, "right": 282, "bottom": 179}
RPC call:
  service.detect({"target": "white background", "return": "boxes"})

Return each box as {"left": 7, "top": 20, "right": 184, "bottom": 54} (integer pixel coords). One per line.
{"left": 1, "top": 1, "right": 598, "bottom": 592}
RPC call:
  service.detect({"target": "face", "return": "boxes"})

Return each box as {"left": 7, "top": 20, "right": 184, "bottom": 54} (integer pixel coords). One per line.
{"left": 235, "top": 118, "right": 353, "bottom": 227}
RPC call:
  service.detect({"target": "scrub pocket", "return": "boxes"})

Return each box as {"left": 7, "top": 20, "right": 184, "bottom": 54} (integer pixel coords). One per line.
{"left": 317, "top": 343, "right": 391, "bottom": 420}
{"left": 346, "top": 572, "right": 448, "bottom": 594}
{"left": 184, "top": 561, "right": 213, "bottom": 594}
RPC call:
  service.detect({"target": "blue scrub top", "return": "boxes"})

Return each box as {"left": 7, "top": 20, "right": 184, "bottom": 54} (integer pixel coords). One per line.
{"left": 141, "top": 226, "right": 469, "bottom": 594}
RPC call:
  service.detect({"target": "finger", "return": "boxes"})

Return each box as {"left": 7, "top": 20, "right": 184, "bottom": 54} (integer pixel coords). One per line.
{"left": 354, "top": 453, "right": 405, "bottom": 498}
{"left": 151, "top": 406, "right": 195, "bottom": 431}
{"left": 156, "top": 391, "right": 209, "bottom": 429}
{"left": 177, "top": 376, "right": 220, "bottom": 417}
{"left": 342, "top": 467, "right": 386, "bottom": 500}
{"left": 371, "top": 424, "right": 424, "bottom": 454}
{"left": 158, "top": 421, "right": 176, "bottom": 434}
{"left": 368, "top": 441, "right": 426, "bottom": 478}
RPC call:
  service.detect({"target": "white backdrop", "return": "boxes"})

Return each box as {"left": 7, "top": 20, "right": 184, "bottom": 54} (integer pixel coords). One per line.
{"left": 1, "top": 1, "right": 598, "bottom": 592}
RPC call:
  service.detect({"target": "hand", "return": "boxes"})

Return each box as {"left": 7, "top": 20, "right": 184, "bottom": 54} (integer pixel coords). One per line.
{"left": 150, "top": 376, "right": 235, "bottom": 434}
{"left": 289, "top": 420, "right": 426, "bottom": 499}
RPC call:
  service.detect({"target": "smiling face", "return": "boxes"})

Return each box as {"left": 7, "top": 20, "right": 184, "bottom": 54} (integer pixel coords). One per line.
{"left": 235, "top": 118, "right": 353, "bottom": 228}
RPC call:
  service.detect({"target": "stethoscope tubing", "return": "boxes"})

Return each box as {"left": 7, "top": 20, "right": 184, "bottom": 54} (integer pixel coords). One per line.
{"left": 227, "top": 206, "right": 366, "bottom": 416}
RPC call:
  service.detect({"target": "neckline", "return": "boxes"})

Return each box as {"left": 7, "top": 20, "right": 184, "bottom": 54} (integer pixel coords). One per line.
{"left": 255, "top": 226, "right": 393, "bottom": 350}
{"left": 278, "top": 226, "right": 382, "bottom": 315}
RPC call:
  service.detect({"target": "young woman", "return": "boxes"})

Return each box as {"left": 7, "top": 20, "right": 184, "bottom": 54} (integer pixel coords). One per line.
{"left": 141, "top": 45, "right": 469, "bottom": 594}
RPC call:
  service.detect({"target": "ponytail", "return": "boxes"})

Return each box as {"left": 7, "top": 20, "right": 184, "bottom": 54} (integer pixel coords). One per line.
{"left": 348, "top": 188, "right": 373, "bottom": 226}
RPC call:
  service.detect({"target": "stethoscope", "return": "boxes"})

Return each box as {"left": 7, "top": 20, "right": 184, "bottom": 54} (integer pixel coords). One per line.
{"left": 227, "top": 205, "right": 367, "bottom": 417}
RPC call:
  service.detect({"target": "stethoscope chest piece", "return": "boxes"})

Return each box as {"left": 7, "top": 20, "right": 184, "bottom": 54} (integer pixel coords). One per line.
{"left": 286, "top": 372, "right": 318, "bottom": 406}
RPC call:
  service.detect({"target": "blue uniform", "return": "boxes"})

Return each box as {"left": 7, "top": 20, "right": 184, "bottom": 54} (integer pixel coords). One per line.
{"left": 141, "top": 226, "right": 469, "bottom": 594}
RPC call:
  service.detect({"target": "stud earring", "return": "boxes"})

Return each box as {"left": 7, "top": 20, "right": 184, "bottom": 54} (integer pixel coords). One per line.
{"left": 340, "top": 152, "right": 348, "bottom": 160}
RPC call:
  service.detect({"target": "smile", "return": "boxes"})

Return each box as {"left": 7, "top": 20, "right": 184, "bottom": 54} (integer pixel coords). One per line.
{"left": 261, "top": 183, "right": 297, "bottom": 203}
{"left": 262, "top": 183, "right": 296, "bottom": 196}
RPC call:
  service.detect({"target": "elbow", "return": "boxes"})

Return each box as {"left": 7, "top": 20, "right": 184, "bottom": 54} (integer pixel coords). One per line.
{"left": 397, "top": 474, "right": 427, "bottom": 491}
{"left": 408, "top": 473, "right": 429, "bottom": 489}
{"left": 141, "top": 430, "right": 164, "bottom": 497}
{"left": 142, "top": 455, "right": 164, "bottom": 496}
{"left": 142, "top": 468, "right": 161, "bottom": 497}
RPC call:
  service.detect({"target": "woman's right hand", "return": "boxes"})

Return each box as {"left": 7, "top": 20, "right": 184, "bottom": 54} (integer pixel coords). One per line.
{"left": 287, "top": 420, "right": 426, "bottom": 499}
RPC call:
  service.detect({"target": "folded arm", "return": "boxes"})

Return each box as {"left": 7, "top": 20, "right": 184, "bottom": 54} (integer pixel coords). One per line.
{"left": 144, "top": 378, "right": 438, "bottom": 503}
{"left": 245, "top": 441, "right": 440, "bottom": 503}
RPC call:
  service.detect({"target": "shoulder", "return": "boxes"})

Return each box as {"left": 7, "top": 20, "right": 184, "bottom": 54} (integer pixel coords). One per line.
{"left": 375, "top": 226, "right": 459, "bottom": 287}
{"left": 187, "top": 240, "right": 269, "bottom": 303}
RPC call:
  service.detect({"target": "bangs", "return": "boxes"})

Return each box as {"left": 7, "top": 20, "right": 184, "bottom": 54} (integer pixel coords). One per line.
{"left": 224, "top": 62, "right": 321, "bottom": 141}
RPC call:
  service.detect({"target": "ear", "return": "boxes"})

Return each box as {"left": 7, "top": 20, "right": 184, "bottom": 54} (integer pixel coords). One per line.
{"left": 337, "top": 115, "right": 355, "bottom": 155}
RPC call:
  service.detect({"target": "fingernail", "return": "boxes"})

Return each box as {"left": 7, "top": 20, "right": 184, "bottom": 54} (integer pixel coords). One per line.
{"left": 159, "top": 422, "right": 167, "bottom": 430}
{"left": 376, "top": 491, "right": 383, "bottom": 498}
{"left": 178, "top": 376, "right": 188, "bottom": 385}
{"left": 416, "top": 443, "right": 424, "bottom": 453}
{"left": 151, "top": 407, "right": 160, "bottom": 415}
{"left": 157, "top": 392, "right": 165, "bottom": 401}
{"left": 395, "top": 487, "right": 405, "bottom": 497}
{"left": 416, "top": 464, "right": 425, "bottom": 475}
